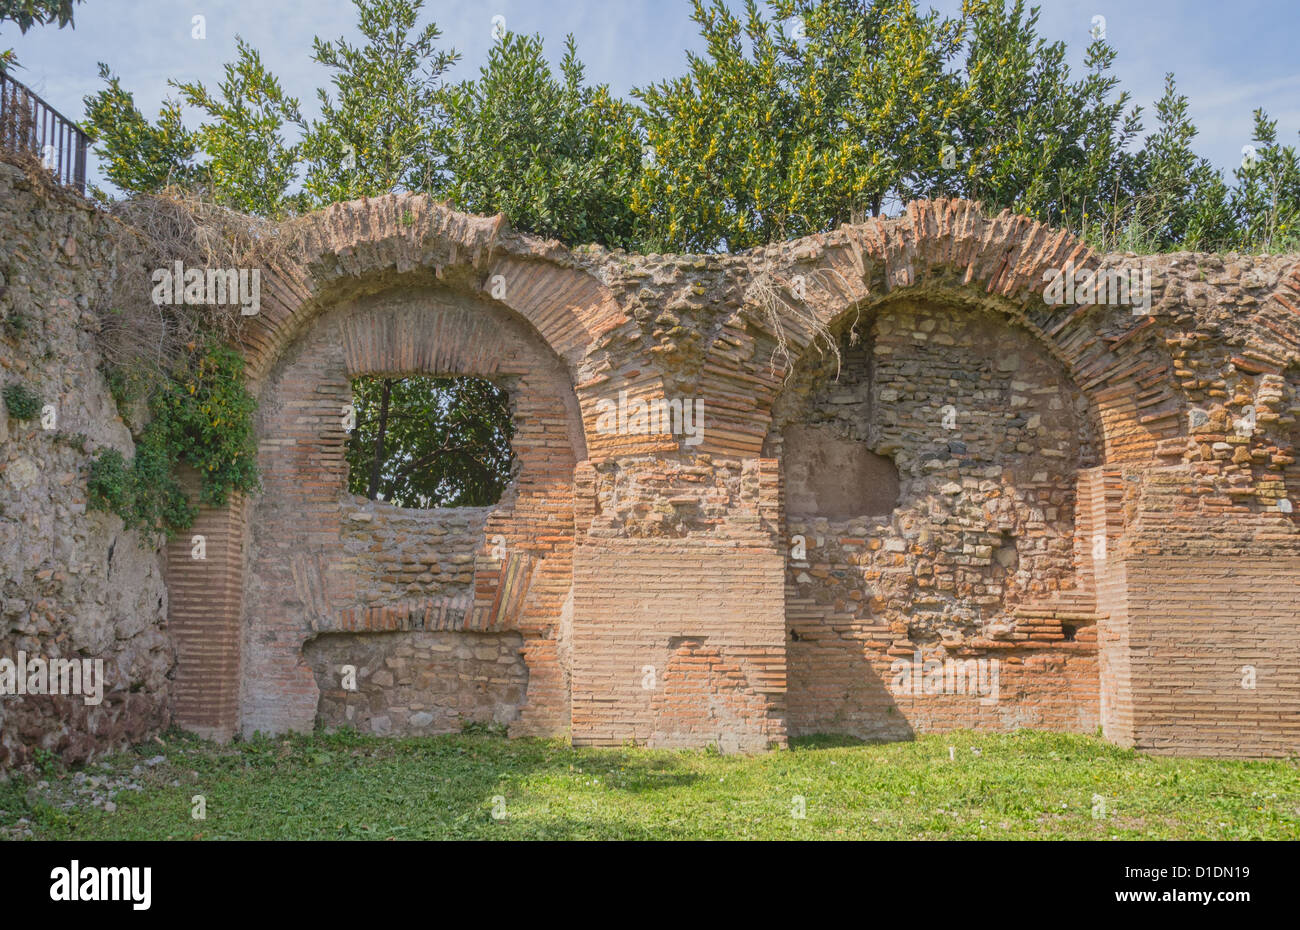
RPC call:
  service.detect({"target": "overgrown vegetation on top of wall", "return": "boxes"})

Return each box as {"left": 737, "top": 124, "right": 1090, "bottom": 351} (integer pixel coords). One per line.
{"left": 80, "top": 189, "right": 277, "bottom": 537}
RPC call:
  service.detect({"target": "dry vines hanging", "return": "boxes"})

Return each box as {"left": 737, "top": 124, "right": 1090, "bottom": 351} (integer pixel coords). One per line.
{"left": 96, "top": 189, "right": 302, "bottom": 378}
{"left": 743, "top": 260, "right": 858, "bottom": 382}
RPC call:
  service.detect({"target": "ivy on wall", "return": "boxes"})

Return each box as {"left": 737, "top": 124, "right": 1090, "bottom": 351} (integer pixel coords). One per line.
{"left": 88, "top": 343, "right": 259, "bottom": 537}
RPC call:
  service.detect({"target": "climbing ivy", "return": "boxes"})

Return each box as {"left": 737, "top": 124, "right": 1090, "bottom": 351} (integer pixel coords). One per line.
{"left": 88, "top": 343, "right": 259, "bottom": 537}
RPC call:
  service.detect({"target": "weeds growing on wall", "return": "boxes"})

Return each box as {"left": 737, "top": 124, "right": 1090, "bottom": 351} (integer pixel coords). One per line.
{"left": 98, "top": 188, "right": 296, "bottom": 373}
{"left": 1, "top": 381, "right": 42, "bottom": 420}
{"left": 89, "top": 343, "right": 259, "bottom": 538}
{"left": 80, "top": 184, "right": 295, "bottom": 539}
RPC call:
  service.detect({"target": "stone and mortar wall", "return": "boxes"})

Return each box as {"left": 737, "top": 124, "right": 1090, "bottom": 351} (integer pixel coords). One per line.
{"left": 305, "top": 631, "right": 527, "bottom": 735}
{"left": 770, "top": 300, "right": 1102, "bottom": 739}
{"left": 238, "top": 286, "right": 581, "bottom": 739}
{"left": 0, "top": 161, "right": 171, "bottom": 767}
{"left": 5, "top": 172, "right": 1298, "bottom": 764}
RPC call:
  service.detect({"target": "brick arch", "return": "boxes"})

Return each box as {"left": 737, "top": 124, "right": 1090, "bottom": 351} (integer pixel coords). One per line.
{"left": 166, "top": 193, "right": 681, "bottom": 740}
{"left": 1254, "top": 258, "right": 1300, "bottom": 365}
{"left": 234, "top": 194, "right": 671, "bottom": 463}
{"left": 722, "top": 201, "right": 1168, "bottom": 744}
{"left": 698, "top": 199, "right": 1177, "bottom": 465}
{"left": 239, "top": 195, "right": 623, "bottom": 378}
{"left": 169, "top": 190, "right": 644, "bottom": 740}
{"left": 232, "top": 284, "right": 583, "bottom": 738}
{"left": 768, "top": 294, "right": 1105, "bottom": 739}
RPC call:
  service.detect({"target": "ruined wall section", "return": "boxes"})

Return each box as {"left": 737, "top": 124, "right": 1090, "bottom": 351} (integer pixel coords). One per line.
{"left": 570, "top": 454, "right": 787, "bottom": 750}
{"left": 0, "top": 161, "right": 171, "bottom": 767}
{"left": 764, "top": 301, "right": 1102, "bottom": 738}
{"left": 240, "top": 286, "right": 580, "bottom": 739}
{"left": 8, "top": 185, "right": 1289, "bottom": 761}
{"left": 561, "top": 250, "right": 789, "bottom": 750}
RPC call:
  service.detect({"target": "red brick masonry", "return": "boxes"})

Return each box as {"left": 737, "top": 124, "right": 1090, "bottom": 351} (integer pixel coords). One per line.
{"left": 162, "top": 196, "right": 1300, "bottom": 757}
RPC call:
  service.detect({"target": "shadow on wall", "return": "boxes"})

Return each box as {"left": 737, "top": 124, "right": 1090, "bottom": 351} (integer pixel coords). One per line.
{"left": 786, "top": 633, "right": 916, "bottom": 742}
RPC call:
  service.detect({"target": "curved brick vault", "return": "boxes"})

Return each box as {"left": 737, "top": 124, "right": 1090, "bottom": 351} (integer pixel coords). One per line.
{"left": 164, "top": 194, "right": 1300, "bottom": 757}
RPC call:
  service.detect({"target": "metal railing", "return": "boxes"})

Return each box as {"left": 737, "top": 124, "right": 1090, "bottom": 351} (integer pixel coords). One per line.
{"left": 0, "top": 71, "right": 88, "bottom": 193}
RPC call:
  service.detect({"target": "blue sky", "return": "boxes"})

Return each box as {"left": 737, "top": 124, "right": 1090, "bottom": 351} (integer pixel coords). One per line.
{"left": 6, "top": 0, "right": 1300, "bottom": 196}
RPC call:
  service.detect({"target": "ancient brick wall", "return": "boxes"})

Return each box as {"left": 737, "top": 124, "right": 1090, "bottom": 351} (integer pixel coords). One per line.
{"left": 570, "top": 456, "right": 787, "bottom": 750}
{"left": 236, "top": 286, "right": 583, "bottom": 738}
{"left": 1113, "top": 465, "right": 1300, "bottom": 756}
{"left": 7, "top": 176, "right": 1292, "bottom": 765}
{"left": 151, "top": 196, "right": 1298, "bottom": 758}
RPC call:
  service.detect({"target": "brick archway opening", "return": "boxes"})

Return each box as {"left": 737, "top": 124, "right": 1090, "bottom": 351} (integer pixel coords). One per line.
{"left": 767, "top": 296, "right": 1106, "bottom": 741}
{"left": 238, "top": 285, "right": 584, "bottom": 739}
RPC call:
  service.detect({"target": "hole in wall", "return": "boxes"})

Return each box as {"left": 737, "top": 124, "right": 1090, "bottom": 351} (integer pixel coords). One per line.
{"left": 345, "top": 375, "right": 515, "bottom": 508}
{"left": 782, "top": 423, "right": 901, "bottom": 519}
{"left": 668, "top": 635, "right": 708, "bottom": 650}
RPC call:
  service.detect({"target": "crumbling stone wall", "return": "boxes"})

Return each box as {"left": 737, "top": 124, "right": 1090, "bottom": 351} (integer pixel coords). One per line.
{"left": 0, "top": 161, "right": 171, "bottom": 767}
{"left": 305, "top": 631, "right": 527, "bottom": 735}
{"left": 771, "top": 300, "right": 1102, "bottom": 738}
{"left": 4, "top": 168, "right": 1298, "bottom": 766}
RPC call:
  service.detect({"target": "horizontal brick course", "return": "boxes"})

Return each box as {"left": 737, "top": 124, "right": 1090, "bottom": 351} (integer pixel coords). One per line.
{"left": 160, "top": 195, "right": 1299, "bottom": 757}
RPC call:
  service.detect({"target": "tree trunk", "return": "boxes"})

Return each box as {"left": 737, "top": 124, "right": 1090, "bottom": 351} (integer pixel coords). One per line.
{"left": 367, "top": 378, "right": 392, "bottom": 500}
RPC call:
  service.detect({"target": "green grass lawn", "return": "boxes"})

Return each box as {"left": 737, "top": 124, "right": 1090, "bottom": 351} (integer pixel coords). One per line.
{"left": 2, "top": 728, "right": 1296, "bottom": 840}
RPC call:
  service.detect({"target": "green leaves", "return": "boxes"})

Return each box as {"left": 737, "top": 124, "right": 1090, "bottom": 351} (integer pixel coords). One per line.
{"left": 77, "top": 0, "right": 1300, "bottom": 257}
{"left": 436, "top": 31, "right": 643, "bottom": 248}
{"left": 172, "top": 38, "right": 308, "bottom": 218}
{"left": 83, "top": 39, "right": 307, "bottom": 218}
{"left": 635, "top": 0, "right": 977, "bottom": 251}
{"left": 0, "top": 0, "right": 81, "bottom": 71}
{"left": 152, "top": 344, "right": 259, "bottom": 509}
{"left": 300, "top": 0, "right": 458, "bottom": 204}
{"left": 0, "top": 0, "right": 77, "bottom": 33}
{"left": 88, "top": 344, "right": 258, "bottom": 537}
{"left": 81, "top": 63, "right": 202, "bottom": 200}
{"left": 1, "top": 380, "right": 41, "bottom": 420}
{"left": 345, "top": 376, "right": 515, "bottom": 509}
{"left": 1230, "top": 109, "right": 1300, "bottom": 253}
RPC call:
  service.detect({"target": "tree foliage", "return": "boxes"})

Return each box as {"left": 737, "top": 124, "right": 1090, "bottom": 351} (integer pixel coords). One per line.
{"left": 78, "top": 0, "right": 1300, "bottom": 254}
{"left": 300, "top": 0, "right": 457, "bottom": 203}
{"left": 81, "top": 64, "right": 201, "bottom": 198}
{"left": 1230, "top": 110, "right": 1300, "bottom": 254}
{"left": 438, "top": 30, "right": 644, "bottom": 247}
{"left": 172, "top": 38, "right": 308, "bottom": 217}
{"left": 0, "top": 0, "right": 80, "bottom": 71}
{"left": 345, "top": 376, "right": 515, "bottom": 508}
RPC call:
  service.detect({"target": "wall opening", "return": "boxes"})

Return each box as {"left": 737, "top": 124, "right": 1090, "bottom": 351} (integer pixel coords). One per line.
{"left": 345, "top": 375, "right": 516, "bottom": 508}
{"left": 773, "top": 299, "right": 1104, "bottom": 740}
